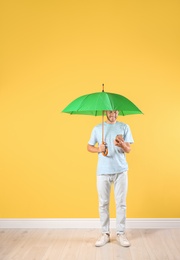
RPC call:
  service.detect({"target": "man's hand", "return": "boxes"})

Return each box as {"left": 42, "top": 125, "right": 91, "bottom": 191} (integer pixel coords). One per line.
{"left": 114, "top": 135, "right": 131, "bottom": 153}
{"left": 114, "top": 135, "right": 124, "bottom": 147}
{"left": 98, "top": 143, "right": 106, "bottom": 153}
{"left": 87, "top": 143, "right": 106, "bottom": 153}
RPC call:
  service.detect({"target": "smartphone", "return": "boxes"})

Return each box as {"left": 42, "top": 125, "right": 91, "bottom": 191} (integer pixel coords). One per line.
{"left": 116, "top": 134, "right": 123, "bottom": 140}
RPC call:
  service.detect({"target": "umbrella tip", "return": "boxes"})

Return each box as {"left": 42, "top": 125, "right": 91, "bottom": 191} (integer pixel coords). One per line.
{"left": 102, "top": 83, "right": 104, "bottom": 92}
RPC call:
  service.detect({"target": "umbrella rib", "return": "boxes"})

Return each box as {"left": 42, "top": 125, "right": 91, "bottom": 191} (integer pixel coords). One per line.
{"left": 77, "top": 95, "right": 90, "bottom": 112}
{"left": 77, "top": 92, "right": 104, "bottom": 116}
{"left": 105, "top": 93, "right": 115, "bottom": 111}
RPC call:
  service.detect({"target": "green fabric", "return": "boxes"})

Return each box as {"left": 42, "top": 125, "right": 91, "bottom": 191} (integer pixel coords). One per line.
{"left": 62, "top": 92, "right": 143, "bottom": 116}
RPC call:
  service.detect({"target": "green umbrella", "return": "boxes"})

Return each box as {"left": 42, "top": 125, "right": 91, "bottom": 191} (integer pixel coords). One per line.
{"left": 62, "top": 84, "right": 143, "bottom": 155}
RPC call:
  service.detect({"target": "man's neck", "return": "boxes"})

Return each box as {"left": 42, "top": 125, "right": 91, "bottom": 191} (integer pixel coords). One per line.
{"left": 105, "top": 120, "right": 117, "bottom": 124}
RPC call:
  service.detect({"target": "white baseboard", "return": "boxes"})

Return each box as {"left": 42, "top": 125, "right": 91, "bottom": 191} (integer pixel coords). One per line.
{"left": 0, "top": 218, "right": 180, "bottom": 229}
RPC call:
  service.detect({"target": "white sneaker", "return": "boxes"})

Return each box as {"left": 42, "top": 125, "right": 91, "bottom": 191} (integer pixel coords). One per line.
{"left": 116, "top": 233, "right": 130, "bottom": 247}
{"left": 95, "top": 233, "right": 110, "bottom": 247}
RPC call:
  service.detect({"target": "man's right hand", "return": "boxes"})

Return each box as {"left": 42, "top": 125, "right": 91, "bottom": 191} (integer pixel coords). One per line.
{"left": 98, "top": 143, "right": 106, "bottom": 153}
{"left": 87, "top": 143, "right": 107, "bottom": 154}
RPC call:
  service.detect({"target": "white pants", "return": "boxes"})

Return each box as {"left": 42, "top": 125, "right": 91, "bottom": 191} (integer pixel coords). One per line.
{"left": 97, "top": 171, "right": 128, "bottom": 234}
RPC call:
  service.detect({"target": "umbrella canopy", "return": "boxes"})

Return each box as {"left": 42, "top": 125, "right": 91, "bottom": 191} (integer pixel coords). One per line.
{"left": 62, "top": 91, "right": 143, "bottom": 116}
{"left": 62, "top": 86, "right": 143, "bottom": 156}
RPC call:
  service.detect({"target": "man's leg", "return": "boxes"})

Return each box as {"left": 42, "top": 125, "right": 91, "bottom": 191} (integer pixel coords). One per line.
{"left": 97, "top": 175, "right": 111, "bottom": 234}
{"left": 114, "top": 171, "right": 128, "bottom": 234}
{"left": 114, "top": 171, "right": 130, "bottom": 247}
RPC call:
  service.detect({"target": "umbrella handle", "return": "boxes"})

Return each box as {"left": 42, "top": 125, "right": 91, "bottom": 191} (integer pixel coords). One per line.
{"left": 102, "top": 142, "right": 108, "bottom": 156}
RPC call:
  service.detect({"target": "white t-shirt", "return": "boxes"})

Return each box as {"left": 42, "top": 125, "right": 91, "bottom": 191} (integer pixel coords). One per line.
{"left": 88, "top": 121, "right": 134, "bottom": 175}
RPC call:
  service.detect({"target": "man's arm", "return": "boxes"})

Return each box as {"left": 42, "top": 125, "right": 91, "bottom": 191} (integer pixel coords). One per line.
{"left": 87, "top": 143, "right": 106, "bottom": 153}
{"left": 114, "top": 136, "right": 131, "bottom": 153}
{"left": 120, "top": 142, "right": 131, "bottom": 153}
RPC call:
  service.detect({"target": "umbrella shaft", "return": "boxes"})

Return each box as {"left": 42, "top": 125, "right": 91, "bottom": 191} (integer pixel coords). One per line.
{"left": 102, "top": 110, "right": 104, "bottom": 143}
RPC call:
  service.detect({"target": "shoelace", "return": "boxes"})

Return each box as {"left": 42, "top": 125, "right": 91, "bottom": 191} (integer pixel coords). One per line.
{"left": 118, "top": 234, "right": 128, "bottom": 242}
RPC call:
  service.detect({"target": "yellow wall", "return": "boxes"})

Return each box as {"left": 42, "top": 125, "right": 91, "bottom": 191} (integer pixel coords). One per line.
{"left": 0, "top": 0, "right": 180, "bottom": 218}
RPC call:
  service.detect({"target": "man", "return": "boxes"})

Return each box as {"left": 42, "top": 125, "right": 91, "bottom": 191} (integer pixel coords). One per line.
{"left": 87, "top": 110, "right": 134, "bottom": 247}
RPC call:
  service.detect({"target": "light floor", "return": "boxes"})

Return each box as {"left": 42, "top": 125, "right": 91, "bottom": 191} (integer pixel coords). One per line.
{"left": 0, "top": 228, "right": 180, "bottom": 260}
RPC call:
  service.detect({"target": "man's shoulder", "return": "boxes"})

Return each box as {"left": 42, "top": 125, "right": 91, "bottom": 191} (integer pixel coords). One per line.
{"left": 91, "top": 123, "right": 102, "bottom": 133}
{"left": 116, "top": 121, "right": 128, "bottom": 127}
{"left": 94, "top": 123, "right": 102, "bottom": 129}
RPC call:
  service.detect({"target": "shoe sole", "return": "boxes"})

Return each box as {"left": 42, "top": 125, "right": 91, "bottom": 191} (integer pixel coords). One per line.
{"left": 95, "top": 240, "right": 110, "bottom": 247}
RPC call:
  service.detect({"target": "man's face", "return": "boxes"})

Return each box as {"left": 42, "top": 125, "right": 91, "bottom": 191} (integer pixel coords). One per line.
{"left": 106, "top": 110, "right": 119, "bottom": 123}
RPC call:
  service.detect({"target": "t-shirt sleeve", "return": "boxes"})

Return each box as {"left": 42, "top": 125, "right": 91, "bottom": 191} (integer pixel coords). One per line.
{"left": 124, "top": 124, "right": 134, "bottom": 144}
{"left": 88, "top": 127, "right": 98, "bottom": 146}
